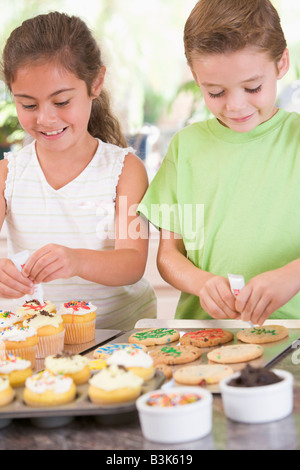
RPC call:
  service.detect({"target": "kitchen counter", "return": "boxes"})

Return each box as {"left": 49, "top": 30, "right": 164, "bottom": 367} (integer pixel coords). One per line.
{"left": 1, "top": 320, "right": 300, "bottom": 451}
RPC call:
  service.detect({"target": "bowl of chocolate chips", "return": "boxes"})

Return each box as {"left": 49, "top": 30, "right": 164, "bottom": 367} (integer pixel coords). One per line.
{"left": 219, "top": 365, "right": 293, "bottom": 423}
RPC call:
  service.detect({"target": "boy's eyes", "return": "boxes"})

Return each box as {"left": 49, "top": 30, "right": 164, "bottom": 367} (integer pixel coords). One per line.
{"left": 208, "top": 85, "right": 262, "bottom": 98}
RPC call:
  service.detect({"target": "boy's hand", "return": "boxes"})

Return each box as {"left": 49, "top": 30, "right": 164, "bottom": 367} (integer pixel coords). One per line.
{"left": 235, "top": 265, "right": 300, "bottom": 325}
{"left": 22, "top": 244, "right": 79, "bottom": 284}
{"left": 0, "top": 258, "right": 34, "bottom": 298}
{"left": 199, "top": 275, "right": 240, "bottom": 319}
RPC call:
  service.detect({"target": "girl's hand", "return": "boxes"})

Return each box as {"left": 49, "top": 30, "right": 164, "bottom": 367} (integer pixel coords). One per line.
{"left": 235, "top": 265, "right": 300, "bottom": 325}
{"left": 0, "top": 258, "right": 34, "bottom": 298}
{"left": 199, "top": 275, "right": 240, "bottom": 319}
{"left": 22, "top": 244, "right": 79, "bottom": 284}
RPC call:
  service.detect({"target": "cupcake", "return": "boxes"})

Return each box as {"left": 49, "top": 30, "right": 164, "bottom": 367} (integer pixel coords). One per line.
{"left": 23, "top": 370, "right": 76, "bottom": 407}
{"left": 0, "top": 325, "right": 38, "bottom": 368}
{"left": 0, "top": 376, "right": 15, "bottom": 407}
{"left": 0, "top": 353, "right": 33, "bottom": 387}
{"left": 58, "top": 301, "right": 96, "bottom": 344}
{"left": 17, "top": 299, "right": 56, "bottom": 320}
{"left": 45, "top": 352, "right": 91, "bottom": 385}
{"left": 106, "top": 347, "right": 155, "bottom": 381}
{"left": 88, "top": 364, "right": 143, "bottom": 404}
{"left": 0, "top": 310, "right": 22, "bottom": 330}
{"left": 23, "top": 311, "right": 65, "bottom": 358}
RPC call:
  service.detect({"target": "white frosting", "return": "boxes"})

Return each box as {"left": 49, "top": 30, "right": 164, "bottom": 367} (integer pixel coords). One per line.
{"left": 17, "top": 300, "right": 56, "bottom": 315}
{"left": 0, "top": 310, "right": 20, "bottom": 329}
{"left": 23, "top": 312, "right": 63, "bottom": 329}
{"left": 89, "top": 365, "right": 143, "bottom": 391}
{"left": 0, "top": 376, "right": 10, "bottom": 392}
{"left": 107, "top": 348, "right": 153, "bottom": 368}
{"left": 0, "top": 325, "right": 37, "bottom": 342}
{"left": 58, "top": 301, "right": 97, "bottom": 316}
{"left": 45, "top": 354, "right": 88, "bottom": 374}
{"left": 0, "top": 354, "right": 31, "bottom": 373}
{"left": 25, "top": 370, "right": 73, "bottom": 394}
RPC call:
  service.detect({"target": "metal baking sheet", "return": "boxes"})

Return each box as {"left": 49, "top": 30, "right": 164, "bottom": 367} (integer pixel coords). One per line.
{"left": 0, "top": 370, "right": 164, "bottom": 425}
{"left": 116, "top": 319, "right": 300, "bottom": 393}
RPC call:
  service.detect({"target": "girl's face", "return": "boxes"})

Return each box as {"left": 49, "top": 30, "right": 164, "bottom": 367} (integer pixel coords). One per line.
{"left": 11, "top": 61, "right": 103, "bottom": 154}
{"left": 191, "top": 47, "right": 289, "bottom": 133}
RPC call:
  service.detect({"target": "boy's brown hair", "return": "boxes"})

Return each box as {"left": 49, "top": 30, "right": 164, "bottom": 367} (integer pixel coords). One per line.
{"left": 184, "top": 0, "right": 287, "bottom": 65}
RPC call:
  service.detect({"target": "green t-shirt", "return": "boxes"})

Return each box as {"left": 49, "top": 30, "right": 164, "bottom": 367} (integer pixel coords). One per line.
{"left": 139, "top": 108, "right": 300, "bottom": 320}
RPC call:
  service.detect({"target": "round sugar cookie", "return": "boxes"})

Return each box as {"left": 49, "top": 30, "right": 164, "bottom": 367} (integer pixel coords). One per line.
{"left": 149, "top": 345, "right": 201, "bottom": 365}
{"left": 174, "top": 364, "right": 234, "bottom": 385}
{"left": 93, "top": 342, "right": 147, "bottom": 359}
{"left": 207, "top": 344, "right": 264, "bottom": 364}
{"left": 236, "top": 325, "right": 289, "bottom": 344}
{"left": 155, "top": 364, "right": 173, "bottom": 379}
{"left": 180, "top": 328, "right": 233, "bottom": 348}
{"left": 128, "top": 328, "right": 180, "bottom": 346}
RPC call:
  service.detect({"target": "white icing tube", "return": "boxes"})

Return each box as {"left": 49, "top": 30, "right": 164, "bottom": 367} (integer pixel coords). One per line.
{"left": 227, "top": 273, "right": 254, "bottom": 328}
{"left": 10, "top": 250, "right": 44, "bottom": 304}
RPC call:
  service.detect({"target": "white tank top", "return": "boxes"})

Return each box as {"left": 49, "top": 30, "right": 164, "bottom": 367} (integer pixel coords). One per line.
{"left": 4, "top": 139, "right": 156, "bottom": 330}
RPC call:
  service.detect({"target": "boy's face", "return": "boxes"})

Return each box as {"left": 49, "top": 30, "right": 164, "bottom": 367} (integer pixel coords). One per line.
{"left": 191, "top": 47, "right": 289, "bottom": 133}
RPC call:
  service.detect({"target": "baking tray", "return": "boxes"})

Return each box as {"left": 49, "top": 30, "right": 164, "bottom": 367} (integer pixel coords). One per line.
{"left": 118, "top": 319, "right": 300, "bottom": 394}
{"left": 0, "top": 370, "right": 165, "bottom": 428}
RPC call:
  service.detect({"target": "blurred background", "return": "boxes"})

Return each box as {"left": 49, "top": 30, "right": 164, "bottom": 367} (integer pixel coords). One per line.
{"left": 0, "top": 0, "right": 300, "bottom": 318}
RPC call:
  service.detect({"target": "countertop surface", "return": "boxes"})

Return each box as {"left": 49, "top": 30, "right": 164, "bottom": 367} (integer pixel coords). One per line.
{"left": 1, "top": 320, "right": 300, "bottom": 451}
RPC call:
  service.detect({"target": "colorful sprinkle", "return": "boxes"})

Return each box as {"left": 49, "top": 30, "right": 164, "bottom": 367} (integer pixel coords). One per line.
{"left": 146, "top": 392, "right": 202, "bottom": 407}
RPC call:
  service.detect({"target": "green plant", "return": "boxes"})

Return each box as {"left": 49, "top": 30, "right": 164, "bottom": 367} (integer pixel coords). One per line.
{"left": 0, "top": 99, "right": 24, "bottom": 146}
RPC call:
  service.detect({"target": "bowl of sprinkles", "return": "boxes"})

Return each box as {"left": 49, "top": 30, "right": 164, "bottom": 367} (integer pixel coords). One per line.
{"left": 136, "top": 386, "right": 212, "bottom": 444}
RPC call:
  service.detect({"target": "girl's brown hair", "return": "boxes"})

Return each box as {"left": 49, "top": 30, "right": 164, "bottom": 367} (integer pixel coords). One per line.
{"left": 2, "top": 11, "right": 127, "bottom": 147}
{"left": 184, "top": 0, "right": 287, "bottom": 66}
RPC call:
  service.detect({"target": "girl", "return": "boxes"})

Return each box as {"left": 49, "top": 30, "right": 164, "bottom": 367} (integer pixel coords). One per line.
{"left": 0, "top": 12, "right": 156, "bottom": 330}
{"left": 139, "top": 0, "right": 300, "bottom": 326}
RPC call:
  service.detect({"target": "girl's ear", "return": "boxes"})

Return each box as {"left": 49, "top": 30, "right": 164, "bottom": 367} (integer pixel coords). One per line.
{"left": 277, "top": 48, "right": 289, "bottom": 79}
{"left": 91, "top": 66, "right": 106, "bottom": 97}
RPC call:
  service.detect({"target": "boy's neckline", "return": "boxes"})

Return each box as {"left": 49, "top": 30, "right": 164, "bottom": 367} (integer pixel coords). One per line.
{"left": 207, "top": 108, "right": 287, "bottom": 143}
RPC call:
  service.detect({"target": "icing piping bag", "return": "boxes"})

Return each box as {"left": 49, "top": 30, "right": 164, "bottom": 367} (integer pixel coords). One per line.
{"left": 10, "top": 250, "right": 44, "bottom": 305}
{"left": 227, "top": 273, "right": 255, "bottom": 328}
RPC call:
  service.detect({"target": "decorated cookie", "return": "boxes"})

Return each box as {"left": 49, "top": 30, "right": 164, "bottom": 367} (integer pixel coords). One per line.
{"left": 207, "top": 344, "right": 264, "bottom": 364}
{"left": 180, "top": 329, "right": 233, "bottom": 348}
{"left": 149, "top": 345, "right": 201, "bottom": 365}
{"left": 236, "top": 325, "right": 289, "bottom": 344}
{"left": 128, "top": 328, "right": 180, "bottom": 346}
{"left": 93, "top": 342, "right": 147, "bottom": 360}
{"left": 174, "top": 364, "right": 234, "bottom": 385}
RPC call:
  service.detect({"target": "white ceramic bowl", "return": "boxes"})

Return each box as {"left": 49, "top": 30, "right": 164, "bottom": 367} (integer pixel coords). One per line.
{"left": 220, "top": 369, "right": 293, "bottom": 424}
{"left": 136, "top": 386, "right": 212, "bottom": 444}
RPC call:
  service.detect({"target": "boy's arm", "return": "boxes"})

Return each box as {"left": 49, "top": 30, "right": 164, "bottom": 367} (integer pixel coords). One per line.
{"left": 157, "top": 228, "right": 239, "bottom": 319}
{"left": 23, "top": 153, "right": 150, "bottom": 286}
{"left": 0, "top": 159, "right": 34, "bottom": 298}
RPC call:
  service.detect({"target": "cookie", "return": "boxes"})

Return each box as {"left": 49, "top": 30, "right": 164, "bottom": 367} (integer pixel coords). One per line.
{"left": 128, "top": 328, "right": 180, "bottom": 346}
{"left": 180, "top": 328, "right": 233, "bottom": 348}
{"left": 207, "top": 344, "right": 264, "bottom": 364}
{"left": 155, "top": 364, "right": 173, "bottom": 379}
{"left": 174, "top": 364, "right": 234, "bottom": 385}
{"left": 93, "top": 342, "right": 147, "bottom": 359}
{"left": 149, "top": 345, "right": 201, "bottom": 365}
{"left": 236, "top": 325, "right": 289, "bottom": 344}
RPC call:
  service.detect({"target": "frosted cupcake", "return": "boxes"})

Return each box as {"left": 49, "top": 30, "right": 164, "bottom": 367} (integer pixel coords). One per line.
{"left": 0, "top": 310, "right": 22, "bottom": 330}
{"left": 45, "top": 352, "right": 91, "bottom": 385}
{"left": 23, "top": 311, "right": 65, "bottom": 358}
{"left": 0, "top": 376, "right": 15, "bottom": 407}
{"left": 107, "top": 347, "right": 155, "bottom": 381}
{"left": 0, "top": 353, "right": 33, "bottom": 387}
{"left": 88, "top": 364, "right": 143, "bottom": 404}
{"left": 0, "top": 325, "right": 38, "bottom": 368}
{"left": 17, "top": 299, "right": 56, "bottom": 320}
{"left": 58, "top": 301, "right": 96, "bottom": 344}
{"left": 23, "top": 370, "right": 76, "bottom": 407}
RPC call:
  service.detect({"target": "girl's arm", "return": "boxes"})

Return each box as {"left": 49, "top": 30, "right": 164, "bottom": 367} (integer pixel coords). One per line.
{"left": 157, "top": 228, "right": 239, "bottom": 319}
{"left": 23, "top": 153, "right": 150, "bottom": 286}
{"left": 0, "top": 159, "right": 34, "bottom": 298}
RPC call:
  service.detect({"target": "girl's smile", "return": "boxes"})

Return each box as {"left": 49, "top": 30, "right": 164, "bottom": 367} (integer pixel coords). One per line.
{"left": 191, "top": 47, "right": 289, "bottom": 133}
